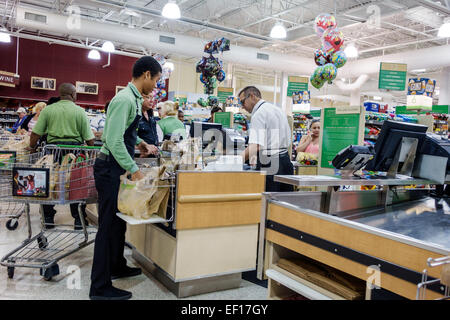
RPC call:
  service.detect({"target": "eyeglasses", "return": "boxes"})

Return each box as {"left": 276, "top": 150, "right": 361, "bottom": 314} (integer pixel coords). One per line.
{"left": 239, "top": 95, "right": 250, "bottom": 106}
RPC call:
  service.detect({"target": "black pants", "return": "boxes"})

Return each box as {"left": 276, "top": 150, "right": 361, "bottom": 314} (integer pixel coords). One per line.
{"left": 90, "top": 157, "right": 127, "bottom": 292}
{"left": 259, "top": 152, "right": 294, "bottom": 192}
{"left": 43, "top": 203, "right": 86, "bottom": 220}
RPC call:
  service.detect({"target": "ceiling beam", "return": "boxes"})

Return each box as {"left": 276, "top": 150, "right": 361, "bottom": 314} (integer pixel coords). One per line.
{"left": 415, "top": 0, "right": 450, "bottom": 15}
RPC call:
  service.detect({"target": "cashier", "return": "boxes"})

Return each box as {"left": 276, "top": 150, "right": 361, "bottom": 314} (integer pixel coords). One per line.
{"left": 239, "top": 86, "right": 294, "bottom": 192}
{"left": 90, "top": 56, "right": 161, "bottom": 301}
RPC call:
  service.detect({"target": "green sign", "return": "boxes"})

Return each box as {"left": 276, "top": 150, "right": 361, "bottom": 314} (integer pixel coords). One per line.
{"left": 217, "top": 87, "right": 234, "bottom": 103}
{"left": 379, "top": 62, "right": 407, "bottom": 91}
{"left": 396, "top": 105, "right": 449, "bottom": 115}
{"left": 321, "top": 108, "right": 360, "bottom": 169}
{"left": 287, "top": 76, "right": 309, "bottom": 96}
{"left": 213, "top": 112, "right": 233, "bottom": 128}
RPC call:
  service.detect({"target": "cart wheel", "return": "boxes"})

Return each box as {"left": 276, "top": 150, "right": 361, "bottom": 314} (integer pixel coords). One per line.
{"left": 37, "top": 235, "right": 48, "bottom": 250}
{"left": 6, "top": 219, "right": 19, "bottom": 231}
{"left": 7, "top": 266, "right": 14, "bottom": 279}
{"left": 41, "top": 264, "right": 59, "bottom": 281}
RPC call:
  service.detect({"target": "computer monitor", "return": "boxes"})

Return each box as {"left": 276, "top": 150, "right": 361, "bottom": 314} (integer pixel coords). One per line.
{"left": 189, "top": 121, "right": 223, "bottom": 148}
{"left": 366, "top": 120, "right": 428, "bottom": 172}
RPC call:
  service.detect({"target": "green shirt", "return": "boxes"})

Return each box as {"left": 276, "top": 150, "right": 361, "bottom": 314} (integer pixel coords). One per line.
{"left": 157, "top": 116, "right": 187, "bottom": 139}
{"left": 32, "top": 100, "right": 94, "bottom": 144}
{"left": 100, "top": 82, "right": 143, "bottom": 174}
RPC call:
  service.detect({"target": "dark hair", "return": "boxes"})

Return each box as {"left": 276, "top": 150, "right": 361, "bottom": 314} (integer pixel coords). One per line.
{"left": 132, "top": 56, "right": 162, "bottom": 79}
{"left": 211, "top": 106, "right": 223, "bottom": 114}
{"left": 178, "top": 109, "right": 184, "bottom": 114}
{"left": 238, "top": 86, "right": 261, "bottom": 99}
{"left": 47, "top": 96, "right": 60, "bottom": 105}
{"left": 104, "top": 101, "right": 110, "bottom": 113}
{"left": 310, "top": 119, "right": 320, "bottom": 129}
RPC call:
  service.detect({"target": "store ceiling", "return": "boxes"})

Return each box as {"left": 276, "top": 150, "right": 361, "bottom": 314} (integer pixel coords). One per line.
{"left": 1, "top": 0, "right": 450, "bottom": 91}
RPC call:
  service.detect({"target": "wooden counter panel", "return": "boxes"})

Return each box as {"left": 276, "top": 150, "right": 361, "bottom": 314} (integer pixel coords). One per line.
{"left": 144, "top": 224, "right": 177, "bottom": 279}
{"left": 175, "top": 224, "right": 258, "bottom": 280}
{"left": 266, "top": 230, "right": 443, "bottom": 300}
{"left": 268, "top": 204, "right": 445, "bottom": 280}
{"left": 177, "top": 172, "right": 265, "bottom": 196}
{"left": 176, "top": 200, "right": 261, "bottom": 230}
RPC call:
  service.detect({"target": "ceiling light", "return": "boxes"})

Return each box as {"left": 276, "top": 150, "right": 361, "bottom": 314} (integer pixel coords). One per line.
{"left": 411, "top": 68, "right": 426, "bottom": 73}
{"left": 165, "top": 61, "right": 175, "bottom": 71}
{"left": 438, "top": 21, "right": 450, "bottom": 37}
{"left": 121, "top": 9, "right": 141, "bottom": 17}
{"left": 0, "top": 32, "right": 11, "bottom": 43}
{"left": 373, "top": 96, "right": 382, "bottom": 101}
{"left": 344, "top": 43, "right": 359, "bottom": 58}
{"left": 162, "top": 1, "right": 181, "bottom": 20}
{"left": 101, "top": 41, "right": 115, "bottom": 53}
{"left": 88, "top": 49, "right": 101, "bottom": 60}
{"left": 270, "top": 23, "right": 287, "bottom": 39}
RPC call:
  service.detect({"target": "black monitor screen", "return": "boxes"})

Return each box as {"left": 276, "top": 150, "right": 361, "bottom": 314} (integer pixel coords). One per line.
{"left": 366, "top": 120, "right": 428, "bottom": 172}
{"left": 189, "top": 122, "right": 223, "bottom": 147}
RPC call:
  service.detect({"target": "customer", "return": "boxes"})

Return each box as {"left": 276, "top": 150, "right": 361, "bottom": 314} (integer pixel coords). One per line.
{"left": 239, "top": 86, "right": 293, "bottom": 192}
{"left": 90, "top": 56, "right": 161, "bottom": 301}
{"left": 208, "top": 106, "right": 223, "bottom": 123}
{"left": 28, "top": 83, "right": 95, "bottom": 230}
{"left": 156, "top": 101, "right": 186, "bottom": 141}
{"left": 178, "top": 109, "right": 185, "bottom": 123}
{"left": 21, "top": 102, "right": 47, "bottom": 132}
{"left": 138, "top": 94, "right": 159, "bottom": 148}
{"left": 90, "top": 102, "right": 109, "bottom": 140}
{"left": 11, "top": 107, "right": 28, "bottom": 133}
{"left": 296, "top": 120, "right": 320, "bottom": 155}
{"left": 47, "top": 96, "right": 60, "bottom": 106}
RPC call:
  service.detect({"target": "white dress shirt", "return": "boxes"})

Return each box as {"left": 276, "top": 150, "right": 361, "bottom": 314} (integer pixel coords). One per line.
{"left": 248, "top": 99, "right": 292, "bottom": 156}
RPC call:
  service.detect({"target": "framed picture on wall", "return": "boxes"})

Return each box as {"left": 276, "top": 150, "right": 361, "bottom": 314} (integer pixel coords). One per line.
{"left": 76, "top": 81, "right": 99, "bottom": 95}
{"left": 31, "top": 77, "right": 56, "bottom": 91}
{"left": 115, "top": 86, "right": 126, "bottom": 94}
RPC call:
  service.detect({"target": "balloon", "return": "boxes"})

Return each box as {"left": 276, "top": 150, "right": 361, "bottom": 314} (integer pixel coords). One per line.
{"left": 331, "top": 50, "right": 347, "bottom": 68}
{"left": 314, "top": 48, "right": 332, "bottom": 66}
{"left": 314, "top": 14, "right": 337, "bottom": 37}
{"left": 310, "top": 67, "right": 326, "bottom": 89}
{"left": 216, "top": 70, "right": 226, "bottom": 82}
{"left": 322, "top": 63, "right": 337, "bottom": 83}
{"left": 322, "top": 27, "right": 345, "bottom": 54}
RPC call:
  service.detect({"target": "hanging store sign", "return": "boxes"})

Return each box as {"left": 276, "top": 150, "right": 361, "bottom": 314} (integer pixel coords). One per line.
{"left": 378, "top": 63, "right": 407, "bottom": 91}
{"left": 217, "top": 87, "right": 234, "bottom": 103}
{"left": 287, "top": 76, "right": 309, "bottom": 96}
{"left": 0, "top": 71, "right": 20, "bottom": 87}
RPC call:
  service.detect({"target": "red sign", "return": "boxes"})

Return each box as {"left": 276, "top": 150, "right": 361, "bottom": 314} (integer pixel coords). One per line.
{"left": 0, "top": 71, "right": 20, "bottom": 87}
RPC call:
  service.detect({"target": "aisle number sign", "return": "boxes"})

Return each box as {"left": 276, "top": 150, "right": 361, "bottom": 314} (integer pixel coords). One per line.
{"left": 217, "top": 87, "right": 234, "bottom": 103}
{"left": 321, "top": 108, "right": 360, "bottom": 169}
{"left": 287, "top": 76, "right": 309, "bottom": 96}
{"left": 378, "top": 63, "right": 407, "bottom": 91}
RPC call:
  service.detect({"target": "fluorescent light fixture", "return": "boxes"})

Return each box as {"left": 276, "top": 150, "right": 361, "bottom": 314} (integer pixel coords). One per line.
{"left": 165, "top": 61, "right": 175, "bottom": 71}
{"left": 101, "top": 41, "right": 115, "bottom": 53}
{"left": 270, "top": 23, "right": 287, "bottom": 39}
{"left": 438, "top": 22, "right": 450, "bottom": 37}
{"left": 122, "top": 9, "right": 141, "bottom": 17}
{"left": 162, "top": 1, "right": 181, "bottom": 20}
{"left": 373, "top": 96, "right": 382, "bottom": 101}
{"left": 0, "top": 32, "right": 11, "bottom": 43}
{"left": 88, "top": 49, "right": 101, "bottom": 60}
{"left": 344, "top": 43, "right": 358, "bottom": 58}
{"left": 411, "top": 68, "right": 426, "bottom": 73}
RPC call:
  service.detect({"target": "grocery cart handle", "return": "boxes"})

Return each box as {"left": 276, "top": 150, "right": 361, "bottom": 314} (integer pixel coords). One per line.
{"left": 178, "top": 193, "right": 262, "bottom": 203}
{"left": 54, "top": 145, "right": 102, "bottom": 149}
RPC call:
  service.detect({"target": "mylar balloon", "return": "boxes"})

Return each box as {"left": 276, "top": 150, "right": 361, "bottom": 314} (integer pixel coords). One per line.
{"left": 314, "top": 14, "right": 337, "bottom": 37}
{"left": 322, "top": 28, "right": 345, "bottom": 54}
{"left": 331, "top": 50, "right": 347, "bottom": 69}
{"left": 322, "top": 63, "right": 337, "bottom": 83}
{"left": 314, "top": 48, "right": 331, "bottom": 66}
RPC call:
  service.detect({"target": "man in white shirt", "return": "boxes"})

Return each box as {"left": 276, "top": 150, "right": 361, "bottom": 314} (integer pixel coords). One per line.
{"left": 239, "top": 86, "right": 293, "bottom": 192}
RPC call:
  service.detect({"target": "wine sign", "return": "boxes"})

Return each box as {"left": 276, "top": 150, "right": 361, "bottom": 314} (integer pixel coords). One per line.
{"left": 0, "top": 71, "right": 20, "bottom": 87}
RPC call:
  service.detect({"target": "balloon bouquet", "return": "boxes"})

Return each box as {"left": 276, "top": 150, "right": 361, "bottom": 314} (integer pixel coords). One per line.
{"left": 197, "top": 96, "right": 219, "bottom": 108}
{"left": 310, "top": 14, "right": 347, "bottom": 90}
{"left": 151, "top": 54, "right": 172, "bottom": 105}
{"left": 196, "top": 37, "right": 230, "bottom": 95}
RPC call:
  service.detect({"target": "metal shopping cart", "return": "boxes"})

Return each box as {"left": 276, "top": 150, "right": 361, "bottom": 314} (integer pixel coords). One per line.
{"left": 0, "top": 134, "right": 29, "bottom": 231}
{"left": 416, "top": 256, "right": 450, "bottom": 300}
{"left": 0, "top": 145, "right": 100, "bottom": 281}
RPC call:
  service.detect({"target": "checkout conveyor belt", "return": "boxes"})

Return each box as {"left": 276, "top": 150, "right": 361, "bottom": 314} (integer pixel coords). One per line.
{"left": 340, "top": 197, "right": 450, "bottom": 250}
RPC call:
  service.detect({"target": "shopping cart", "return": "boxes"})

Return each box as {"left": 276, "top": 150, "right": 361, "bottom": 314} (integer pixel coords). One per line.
{"left": 0, "top": 145, "right": 100, "bottom": 281}
{"left": 0, "top": 134, "right": 29, "bottom": 231}
{"left": 416, "top": 256, "right": 450, "bottom": 300}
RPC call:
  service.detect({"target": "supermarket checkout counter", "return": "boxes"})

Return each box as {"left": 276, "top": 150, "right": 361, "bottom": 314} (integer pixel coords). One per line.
{"left": 87, "top": 168, "right": 265, "bottom": 298}
{"left": 257, "top": 175, "right": 449, "bottom": 300}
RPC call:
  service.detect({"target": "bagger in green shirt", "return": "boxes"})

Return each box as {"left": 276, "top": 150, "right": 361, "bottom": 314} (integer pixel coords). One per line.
{"left": 32, "top": 100, "right": 94, "bottom": 144}
{"left": 157, "top": 116, "right": 186, "bottom": 139}
{"left": 100, "top": 82, "right": 143, "bottom": 174}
